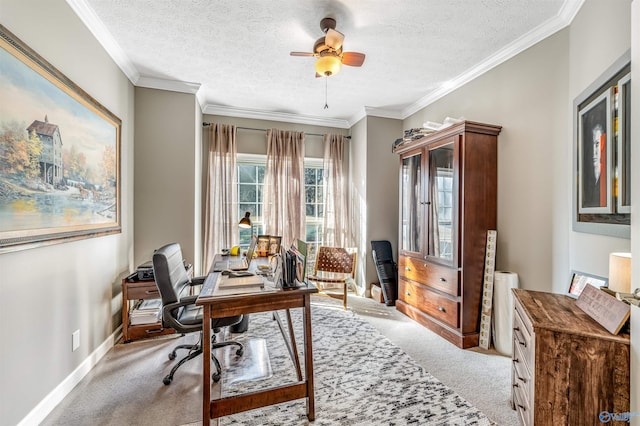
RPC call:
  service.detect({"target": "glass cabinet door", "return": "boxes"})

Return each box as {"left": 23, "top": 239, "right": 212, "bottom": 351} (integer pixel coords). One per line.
{"left": 400, "top": 152, "right": 423, "bottom": 255}
{"left": 427, "top": 143, "right": 455, "bottom": 263}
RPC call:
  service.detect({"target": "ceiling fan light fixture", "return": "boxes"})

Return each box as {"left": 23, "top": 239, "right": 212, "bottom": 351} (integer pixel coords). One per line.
{"left": 315, "top": 55, "right": 341, "bottom": 77}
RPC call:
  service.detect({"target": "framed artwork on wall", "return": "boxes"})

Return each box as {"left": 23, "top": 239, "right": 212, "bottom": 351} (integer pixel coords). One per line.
{"left": 577, "top": 89, "right": 612, "bottom": 214}
{"left": 616, "top": 73, "right": 631, "bottom": 214}
{"left": 572, "top": 50, "right": 631, "bottom": 238}
{"left": 0, "top": 24, "right": 122, "bottom": 253}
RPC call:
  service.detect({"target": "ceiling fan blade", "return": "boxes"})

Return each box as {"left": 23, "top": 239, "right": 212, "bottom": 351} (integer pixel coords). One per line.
{"left": 342, "top": 52, "right": 366, "bottom": 67}
{"left": 290, "top": 51, "right": 315, "bottom": 57}
{"left": 325, "top": 28, "right": 344, "bottom": 51}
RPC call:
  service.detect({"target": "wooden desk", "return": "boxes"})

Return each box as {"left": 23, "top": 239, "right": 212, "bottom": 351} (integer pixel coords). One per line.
{"left": 196, "top": 262, "right": 318, "bottom": 423}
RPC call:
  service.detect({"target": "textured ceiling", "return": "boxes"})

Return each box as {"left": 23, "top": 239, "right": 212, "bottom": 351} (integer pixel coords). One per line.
{"left": 71, "top": 0, "right": 579, "bottom": 127}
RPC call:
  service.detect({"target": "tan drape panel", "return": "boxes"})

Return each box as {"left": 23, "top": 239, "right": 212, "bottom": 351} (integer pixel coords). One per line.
{"left": 322, "top": 134, "right": 349, "bottom": 247}
{"left": 203, "top": 123, "right": 238, "bottom": 273}
{"left": 263, "top": 129, "right": 305, "bottom": 248}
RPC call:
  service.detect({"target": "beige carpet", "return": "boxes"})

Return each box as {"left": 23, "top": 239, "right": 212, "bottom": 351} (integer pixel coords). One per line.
{"left": 41, "top": 295, "right": 517, "bottom": 426}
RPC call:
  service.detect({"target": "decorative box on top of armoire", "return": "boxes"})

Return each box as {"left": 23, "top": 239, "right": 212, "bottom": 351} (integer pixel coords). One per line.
{"left": 393, "top": 121, "right": 501, "bottom": 348}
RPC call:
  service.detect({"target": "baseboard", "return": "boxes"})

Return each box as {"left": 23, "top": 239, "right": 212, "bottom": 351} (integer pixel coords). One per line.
{"left": 18, "top": 326, "right": 122, "bottom": 426}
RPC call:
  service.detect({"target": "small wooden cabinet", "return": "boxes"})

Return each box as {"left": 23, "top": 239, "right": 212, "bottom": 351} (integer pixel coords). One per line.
{"left": 394, "top": 121, "right": 501, "bottom": 348}
{"left": 121, "top": 278, "right": 175, "bottom": 343}
{"left": 511, "top": 289, "right": 630, "bottom": 426}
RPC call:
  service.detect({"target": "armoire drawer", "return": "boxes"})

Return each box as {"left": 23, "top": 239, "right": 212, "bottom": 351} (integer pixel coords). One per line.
{"left": 398, "top": 256, "right": 459, "bottom": 296}
{"left": 398, "top": 279, "right": 459, "bottom": 328}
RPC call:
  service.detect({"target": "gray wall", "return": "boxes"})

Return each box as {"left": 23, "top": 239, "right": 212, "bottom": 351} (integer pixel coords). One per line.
{"left": 403, "top": 0, "right": 631, "bottom": 294}
{"left": 347, "top": 116, "right": 401, "bottom": 294}
{"left": 0, "top": 0, "right": 135, "bottom": 424}
{"left": 365, "top": 117, "right": 401, "bottom": 287}
{"left": 133, "top": 87, "right": 201, "bottom": 273}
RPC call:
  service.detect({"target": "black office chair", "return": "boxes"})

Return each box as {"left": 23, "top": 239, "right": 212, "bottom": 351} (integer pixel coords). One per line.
{"left": 153, "top": 243, "right": 244, "bottom": 385}
{"left": 371, "top": 240, "right": 398, "bottom": 306}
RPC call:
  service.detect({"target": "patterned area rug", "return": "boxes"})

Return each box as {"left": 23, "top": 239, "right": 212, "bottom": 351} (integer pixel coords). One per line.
{"left": 215, "top": 298, "right": 494, "bottom": 425}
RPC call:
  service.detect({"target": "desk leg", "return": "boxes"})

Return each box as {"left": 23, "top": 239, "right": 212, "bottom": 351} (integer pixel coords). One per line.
{"left": 203, "top": 304, "right": 211, "bottom": 424}
{"left": 303, "top": 294, "right": 315, "bottom": 420}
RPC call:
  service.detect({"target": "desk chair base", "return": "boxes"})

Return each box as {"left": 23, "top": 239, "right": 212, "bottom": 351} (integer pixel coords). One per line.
{"left": 163, "top": 332, "right": 244, "bottom": 385}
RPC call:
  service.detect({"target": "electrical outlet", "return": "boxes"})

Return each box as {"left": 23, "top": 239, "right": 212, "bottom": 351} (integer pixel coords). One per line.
{"left": 72, "top": 330, "right": 80, "bottom": 352}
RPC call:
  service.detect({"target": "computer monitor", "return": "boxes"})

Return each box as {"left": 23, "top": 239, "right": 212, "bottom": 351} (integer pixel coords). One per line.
{"left": 245, "top": 234, "right": 258, "bottom": 267}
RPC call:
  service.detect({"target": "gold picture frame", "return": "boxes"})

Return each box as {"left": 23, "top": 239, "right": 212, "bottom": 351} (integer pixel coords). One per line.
{"left": 0, "top": 24, "right": 121, "bottom": 253}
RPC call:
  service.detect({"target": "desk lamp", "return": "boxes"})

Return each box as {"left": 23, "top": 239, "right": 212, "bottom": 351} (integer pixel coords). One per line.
{"left": 239, "top": 211, "right": 252, "bottom": 230}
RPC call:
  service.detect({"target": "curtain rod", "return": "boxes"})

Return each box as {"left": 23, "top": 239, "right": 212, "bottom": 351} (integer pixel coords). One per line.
{"left": 202, "top": 122, "right": 350, "bottom": 139}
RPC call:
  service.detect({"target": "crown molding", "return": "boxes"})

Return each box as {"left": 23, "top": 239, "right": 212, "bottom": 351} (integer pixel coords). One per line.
{"left": 203, "top": 104, "right": 351, "bottom": 129}
{"left": 136, "top": 76, "right": 201, "bottom": 95}
{"left": 65, "top": 0, "right": 140, "bottom": 84}
{"left": 402, "top": 0, "right": 585, "bottom": 118}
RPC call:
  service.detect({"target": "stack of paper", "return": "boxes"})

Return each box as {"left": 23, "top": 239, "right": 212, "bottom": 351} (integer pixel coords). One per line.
{"left": 130, "top": 298, "right": 162, "bottom": 325}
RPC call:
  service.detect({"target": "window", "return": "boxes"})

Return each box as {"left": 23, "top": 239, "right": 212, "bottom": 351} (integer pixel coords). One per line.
{"left": 304, "top": 161, "right": 324, "bottom": 246}
{"left": 237, "top": 154, "right": 324, "bottom": 248}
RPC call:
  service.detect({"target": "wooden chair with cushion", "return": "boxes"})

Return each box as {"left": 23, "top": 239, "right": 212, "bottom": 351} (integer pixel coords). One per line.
{"left": 307, "top": 246, "right": 356, "bottom": 309}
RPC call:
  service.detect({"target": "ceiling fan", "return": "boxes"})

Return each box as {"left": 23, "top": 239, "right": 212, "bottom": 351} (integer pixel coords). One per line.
{"left": 290, "top": 17, "right": 366, "bottom": 77}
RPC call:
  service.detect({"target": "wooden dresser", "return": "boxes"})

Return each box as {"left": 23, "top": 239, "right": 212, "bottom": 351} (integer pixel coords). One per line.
{"left": 394, "top": 121, "right": 500, "bottom": 348}
{"left": 511, "top": 289, "right": 630, "bottom": 426}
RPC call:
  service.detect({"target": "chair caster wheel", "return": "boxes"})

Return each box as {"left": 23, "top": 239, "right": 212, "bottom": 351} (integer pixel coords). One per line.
{"left": 236, "top": 348, "right": 244, "bottom": 356}
{"left": 212, "top": 373, "right": 221, "bottom": 382}
{"left": 168, "top": 352, "right": 177, "bottom": 361}
{"left": 163, "top": 376, "right": 172, "bottom": 385}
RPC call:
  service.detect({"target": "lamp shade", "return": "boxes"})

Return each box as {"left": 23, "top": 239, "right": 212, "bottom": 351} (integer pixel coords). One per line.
{"left": 608, "top": 252, "right": 631, "bottom": 293}
{"left": 315, "top": 55, "right": 341, "bottom": 77}
{"left": 238, "top": 212, "right": 252, "bottom": 229}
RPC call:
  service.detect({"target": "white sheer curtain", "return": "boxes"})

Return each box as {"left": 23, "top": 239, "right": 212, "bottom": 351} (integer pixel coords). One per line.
{"left": 263, "top": 129, "right": 305, "bottom": 248}
{"left": 322, "top": 134, "right": 349, "bottom": 247}
{"left": 203, "top": 123, "right": 238, "bottom": 273}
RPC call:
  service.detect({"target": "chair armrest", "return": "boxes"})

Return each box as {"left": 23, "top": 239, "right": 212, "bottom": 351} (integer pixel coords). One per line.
{"left": 190, "top": 275, "right": 207, "bottom": 286}
{"left": 162, "top": 296, "right": 200, "bottom": 331}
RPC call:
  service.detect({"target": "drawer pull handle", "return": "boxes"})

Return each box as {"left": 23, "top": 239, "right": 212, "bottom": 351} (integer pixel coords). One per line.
{"left": 517, "top": 376, "right": 527, "bottom": 384}
{"left": 145, "top": 290, "right": 159, "bottom": 295}
{"left": 439, "top": 277, "right": 446, "bottom": 282}
{"left": 513, "top": 357, "right": 519, "bottom": 363}
{"left": 405, "top": 266, "right": 411, "bottom": 271}
{"left": 145, "top": 328, "right": 164, "bottom": 334}
{"left": 517, "top": 404, "right": 526, "bottom": 410}
{"left": 405, "top": 291, "right": 411, "bottom": 296}
{"left": 437, "top": 306, "right": 446, "bottom": 312}
{"left": 512, "top": 383, "right": 519, "bottom": 388}
{"left": 513, "top": 330, "right": 527, "bottom": 348}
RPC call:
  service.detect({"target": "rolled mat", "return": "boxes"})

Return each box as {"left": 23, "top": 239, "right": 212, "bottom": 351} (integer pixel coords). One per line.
{"left": 492, "top": 271, "right": 519, "bottom": 356}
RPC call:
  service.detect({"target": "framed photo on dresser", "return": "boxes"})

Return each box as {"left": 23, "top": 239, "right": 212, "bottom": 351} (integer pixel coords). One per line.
{"left": 568, "top": 271, "right": 607, "bottom": 298}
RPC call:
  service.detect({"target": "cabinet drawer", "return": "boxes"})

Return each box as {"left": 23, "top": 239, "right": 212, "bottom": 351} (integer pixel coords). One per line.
{"left": 126, "top": 282, "right": 161, "bottom": 300}
{"left": 398, "top": 257, "right": 459, "bottom": 296}
{"left": 126, "top": 323, "right": 174, "bottom": 341}
{"left": 513, "top": 306, "right": 534, "bottom": 369}
{"left": 399, "top": 279, "right": 459, "bottom": 328}
{"left": 512, "top": 378, "right": 531, "bottom": 426}
{"left": 512, "top": 338, "right": 532, "bottom": 403}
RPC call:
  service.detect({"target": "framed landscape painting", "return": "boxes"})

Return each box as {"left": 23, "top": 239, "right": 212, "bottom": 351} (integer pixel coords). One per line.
{"left": 0, "top": 24, "right": 121, "bottom": 253}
